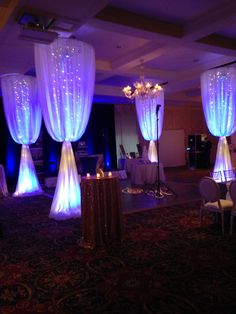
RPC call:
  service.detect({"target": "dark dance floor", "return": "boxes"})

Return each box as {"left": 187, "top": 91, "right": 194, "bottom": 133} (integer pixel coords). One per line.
{"left": 120, "top": 166, "right": 210, "bottom": 214}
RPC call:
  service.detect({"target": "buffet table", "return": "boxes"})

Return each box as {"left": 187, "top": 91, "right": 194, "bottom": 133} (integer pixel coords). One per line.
{"left": 125, "top": 158, "right": 141, "bottom": 173}
{"left": 79, "top": 175, "right": 122, "bottom": 249}
{"left": 130, "top": 161, "right": 166, "bottom": 186}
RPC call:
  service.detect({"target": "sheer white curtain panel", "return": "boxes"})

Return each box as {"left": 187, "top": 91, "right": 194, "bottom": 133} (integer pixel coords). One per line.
{"left": 34, "top": 38, "right": 95, "bottom": 220}
{"left": 1, "top": 74, "right": 42, "bottom": 196}
{"left": 135, "top": 90, "right": 164, "bottom": 162}
{"left": 201, "top": 66, "right": 236, "bottom": 175}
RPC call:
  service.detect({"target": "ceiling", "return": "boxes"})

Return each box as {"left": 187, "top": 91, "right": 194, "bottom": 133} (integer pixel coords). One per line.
{"left": 0, "top": 0, "right": 236, "bottom": 106}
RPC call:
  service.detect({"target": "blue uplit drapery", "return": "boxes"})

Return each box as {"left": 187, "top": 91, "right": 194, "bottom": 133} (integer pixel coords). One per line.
{"left": 34, "top": 38, "right": 95, "bottom": 220}
{"left": 201, "top": 66, "right": 236, "bottom": 178}
{"left": 1, "top": 74, "right": 42, "bottom": 196}
{"left": 135, "top": 90, "right": 164, "bottom": 162}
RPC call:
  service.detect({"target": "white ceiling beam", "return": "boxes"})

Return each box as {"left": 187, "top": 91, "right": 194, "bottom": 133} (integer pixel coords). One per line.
{"left": 92, "top": 5, "right": 236, "bottom": 56}
{"left": 78, "top": 2, "right": 236, "bottom": 104}
{"left": 165, "top": 55, "right": 236, "bottom": 94}
{"left": 180, "top": 39, "right": 236, "bottom": 58}
{"left": 95, "top": 42, "right": 174, "bottom": 82}
{"left": 96, "top": 59, "right": 112, "bottom": 72}
{"left": 95, "top": 61, "right": 174, "bottom": 85}
{"left": 95, "top": 6, "right": 182, "bottom": 38}
{"left": 183, "top": 1, "right": 236, "bottom": 41}
{"left": 111, "top": 43, "right": 171, "bottom": 70}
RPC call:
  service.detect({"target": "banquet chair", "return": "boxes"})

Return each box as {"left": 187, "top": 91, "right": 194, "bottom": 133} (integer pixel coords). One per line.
{"left": 199, "top": 176, "right": 233, "bottom": 235}
{"left": 223, "top": 169, "right": 236, "bottom": 182}
{"left": 229, "top": 180, "right": 236, "bottom": 234}
{"left": 210, "top": 171, "right": 223, "bottom": 183}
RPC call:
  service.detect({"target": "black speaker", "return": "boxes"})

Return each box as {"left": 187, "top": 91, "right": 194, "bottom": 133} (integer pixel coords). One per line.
{"left": 188, "top": 135, "right": 195, "bottom": 151}
{"left": 188, "top": 134, "right": 202, "bottom": 151}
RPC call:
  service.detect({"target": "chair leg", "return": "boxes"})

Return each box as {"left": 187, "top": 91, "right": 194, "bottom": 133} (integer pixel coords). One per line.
{"left": 230, "top": 215, "right": 234, "bottom": 235}
{"left": 200, "top": 209, "right": 202, "bottom": 226}
{"left": 221, "top": 213, "right": 225, "bottom": 235}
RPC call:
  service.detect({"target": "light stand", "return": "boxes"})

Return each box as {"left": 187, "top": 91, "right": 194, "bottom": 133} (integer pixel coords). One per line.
{"left": 155, "top": 104, "right": 162, "bottom": 198}
{"left": 146, "top": 104, "right": 177, "bottom": 199}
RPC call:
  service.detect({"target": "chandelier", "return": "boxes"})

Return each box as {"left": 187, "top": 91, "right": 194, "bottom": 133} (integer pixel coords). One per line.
{"left": 123, "top": 76, "right": 162, "bottom": 99}
{"left": 122, "top": 63, "right": 163, "bottom": 99}
{"left": 123, "top": 79, "right": 162, "bottom": 99}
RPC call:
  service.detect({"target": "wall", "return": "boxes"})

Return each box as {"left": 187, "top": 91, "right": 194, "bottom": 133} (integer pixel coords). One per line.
{"left": 163, "top": 105, "right": 217, "bottom": 165}
{"left": 115, "top": 103, "right": 218, "bottom": 167}
{"left": 159, "top": 129, "right": 185, "bottom": 167}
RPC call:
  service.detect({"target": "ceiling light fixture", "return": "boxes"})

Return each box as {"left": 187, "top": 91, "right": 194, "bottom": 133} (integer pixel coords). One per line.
{"left": 122, "top": 63, "right": 163, "bottom": 99}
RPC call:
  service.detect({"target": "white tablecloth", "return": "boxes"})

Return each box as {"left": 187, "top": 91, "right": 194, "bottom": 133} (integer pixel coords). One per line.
{"left": 130, "top": 162, "right": 166, "bottom": 186}
{"left": 125, "top": 158, "right": 145, "bottom": 173}
{"left": 0, "top": 164, "right": 8, "bottom": 197}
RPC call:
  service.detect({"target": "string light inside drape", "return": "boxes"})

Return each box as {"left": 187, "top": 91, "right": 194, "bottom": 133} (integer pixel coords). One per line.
{"left": 201, "top": 66, "right": 236, "bottom": 178}
{"left": 34, "top": 38, "right": 95, "bottom": 220}
{"left": 135, "top": 90, "right": 164, "bottom": 162}
{"left": 1, "top": 74, "right": 42, "bottom": 196}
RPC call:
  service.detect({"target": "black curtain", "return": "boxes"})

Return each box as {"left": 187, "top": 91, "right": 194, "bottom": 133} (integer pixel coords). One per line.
{"left": 0, "top": 97, "right": 21, "bottom": 188}
{"left": 42, "top": 122, "right": 61, "bottom": 177}
{"left": 0, "top": 100, "right": 118, "bottom": 182}
{"left": 81, "top": 103, "right": 117, "bottom": 170}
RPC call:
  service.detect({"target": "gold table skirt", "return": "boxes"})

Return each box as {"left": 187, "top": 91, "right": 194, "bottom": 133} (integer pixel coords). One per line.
{"left": 79, "top": 176, "right": 122, "bottom": 249}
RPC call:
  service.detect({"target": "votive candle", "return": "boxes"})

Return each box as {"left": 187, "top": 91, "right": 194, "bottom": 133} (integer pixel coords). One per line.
{"left": 86, "top": 173, "right": 90, "bottom": 178}
{"left": 108, "top": 171, "right": 112, "bottom": 177}
{"left": 96, "top": 173, "right": 101, "bottom": 178}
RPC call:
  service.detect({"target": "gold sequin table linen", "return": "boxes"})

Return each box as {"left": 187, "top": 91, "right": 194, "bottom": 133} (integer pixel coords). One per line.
{"left": 79, "top": 175, "right": 122, "bottom": 249}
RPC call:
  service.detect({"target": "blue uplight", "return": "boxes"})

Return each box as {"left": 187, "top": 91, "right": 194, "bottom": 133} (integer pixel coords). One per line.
{"left": 105, "top": 147, "right": 111, "bottom": 170}
{"left": 6, "top": 143, "right": 17, "bottom": 178}
{"left": 14, "top": 145, "right": 42, "bottom": 196}
{"left": 48, "top": 150, "right": 58, "bottom": 173}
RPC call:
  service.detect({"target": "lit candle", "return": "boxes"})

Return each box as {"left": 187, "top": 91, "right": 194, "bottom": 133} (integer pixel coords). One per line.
{"left": 96, "top": 173, "right": 100, "bottom": 178}
{"left": 86, "top": 173, "right": 90, "bottom": 178}
{"left": 108, "top": 171, "right": 112, "bottom": 177}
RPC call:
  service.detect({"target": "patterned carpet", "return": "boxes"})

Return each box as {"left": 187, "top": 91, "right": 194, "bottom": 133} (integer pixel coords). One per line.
{"left": 0, "top": 195, "right": 236, "bottom": 314}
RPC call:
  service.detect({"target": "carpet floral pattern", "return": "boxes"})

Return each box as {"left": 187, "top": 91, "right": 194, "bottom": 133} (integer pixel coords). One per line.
{"left": 0, "top": 195, "right": 236, "bottom": 313}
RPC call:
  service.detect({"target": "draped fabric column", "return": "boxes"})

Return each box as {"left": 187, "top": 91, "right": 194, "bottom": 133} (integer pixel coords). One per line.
{"left": 34, "top": 38, "right": 95, "bottom": 220}
{"left": 1, "top": 74, "right": 42, "bottom": 196}
{"left": 201, "top": 66, "right": 236, "bottom": 178}
{"left": 135, "top": 90, "right": 164, "bottom": 162}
